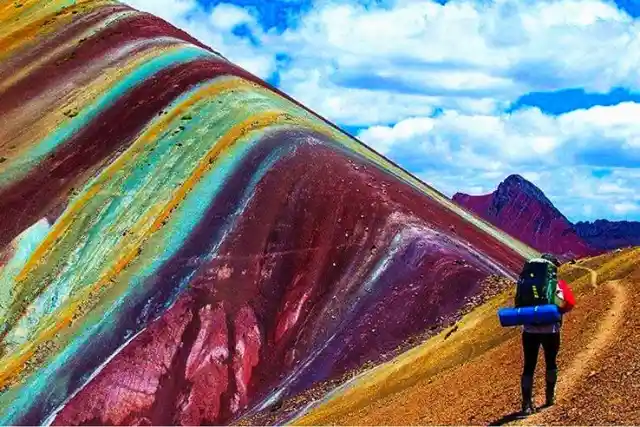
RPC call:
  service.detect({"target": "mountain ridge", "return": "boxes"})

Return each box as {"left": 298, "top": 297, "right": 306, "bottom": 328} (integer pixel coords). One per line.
{"left": 574, "top": 219, "right": 640, "bottom": 251}
{"left": 453, "top": 174, "right": 640, "bottom": 259}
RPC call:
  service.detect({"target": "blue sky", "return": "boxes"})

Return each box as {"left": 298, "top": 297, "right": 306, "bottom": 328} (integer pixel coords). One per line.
{"left": 126, "top": 0, "right": 640, "bottom": 222}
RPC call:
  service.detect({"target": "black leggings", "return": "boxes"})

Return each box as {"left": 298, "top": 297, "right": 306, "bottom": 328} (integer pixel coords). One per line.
{"left": 522, "top": 332, "right": 560, "bottom": 376}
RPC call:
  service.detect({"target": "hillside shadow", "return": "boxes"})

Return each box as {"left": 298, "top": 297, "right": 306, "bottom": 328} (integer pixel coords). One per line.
{"left": 487, "top": 411, "right": 523, "bottom": 426}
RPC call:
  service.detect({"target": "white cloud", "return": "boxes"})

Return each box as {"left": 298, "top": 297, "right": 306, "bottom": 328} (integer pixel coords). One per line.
{"left": 209, "top": 3, "right": 255, "bottom": 31}
{"left": 123, "top": 0, "right": 276, "bottom": 78}
{"left": 597, "top": 182, "right": 630, "bottom": 194}
{"left": 613, "top": 202, "right": 640, "bottom": 214}
{"left": 358, "top": 102, "right": 640, "bottom": 168}
{"left": 277, "top": 67, "right": 437, "bottom": 126}
{"left": 270, "top": 0, "right": 640, "bottom": 125}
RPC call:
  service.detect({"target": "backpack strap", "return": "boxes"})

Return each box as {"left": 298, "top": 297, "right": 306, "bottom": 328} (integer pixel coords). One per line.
{"left": 545, "top": 262, "right": 558, "bottom": 303}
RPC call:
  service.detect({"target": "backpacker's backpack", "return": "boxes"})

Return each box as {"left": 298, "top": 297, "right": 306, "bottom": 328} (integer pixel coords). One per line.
{"left": 515, "top": 258, "right": 558, "bottom": 308}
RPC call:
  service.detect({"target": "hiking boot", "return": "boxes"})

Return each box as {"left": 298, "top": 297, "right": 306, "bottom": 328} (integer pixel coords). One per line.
{"left": 545, "top": 369, "right": 558, "bottom": 407}
{"left": 521, "top": 375, "right": 534, "bottom": 416}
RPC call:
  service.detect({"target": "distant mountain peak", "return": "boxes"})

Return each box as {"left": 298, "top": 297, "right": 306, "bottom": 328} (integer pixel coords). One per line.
{"left": 491, "top": 174, "right": 565, "bottom": 220}
{"left": 452, "top": 174, "right": 593, "bottom": 259}
{"left": 498, "top": 174, "right": 551, "bottom": 202}
{"left": 454, "top": 174, "right": 553, "bottom": 209}
{"left": 502, "top": 174, "right": 529, "bottom": 185}
{"left": 454, "top": 173, "right": 640, "bottom": 258}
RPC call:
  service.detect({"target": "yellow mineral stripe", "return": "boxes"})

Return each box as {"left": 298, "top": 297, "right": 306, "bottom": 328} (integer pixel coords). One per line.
{"left": 0, "top": 9, "right": 139, "bottom": 96}
{"left": 0, "top": 0, "right": 116, "bottom": 60}
{"left": 0, "top": 42, "right": 188, "bottom": 164}
{"left": 0, "top": 0, "right": 117, "bottom": 38}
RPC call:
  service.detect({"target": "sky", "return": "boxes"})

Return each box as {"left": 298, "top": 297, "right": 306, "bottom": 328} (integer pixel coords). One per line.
{"left": 123, "top": 0, "right": 640, "bottom": 222}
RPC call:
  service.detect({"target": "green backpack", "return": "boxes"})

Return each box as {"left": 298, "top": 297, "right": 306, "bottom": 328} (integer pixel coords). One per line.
{"left": 515, "top": 258, "right": 557, "bottom": 307}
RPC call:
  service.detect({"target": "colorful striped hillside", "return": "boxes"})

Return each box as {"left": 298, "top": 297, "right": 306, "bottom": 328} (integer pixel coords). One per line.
{"left": 0, "top": 1, "right": 537, "bottom": 425}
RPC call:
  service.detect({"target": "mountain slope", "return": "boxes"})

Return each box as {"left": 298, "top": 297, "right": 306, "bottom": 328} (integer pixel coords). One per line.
{"left": 453, "top": 175, "right": 594, "bottom": 259}
{"left": 0, "top": 2, "right": 536, "bottom": 426}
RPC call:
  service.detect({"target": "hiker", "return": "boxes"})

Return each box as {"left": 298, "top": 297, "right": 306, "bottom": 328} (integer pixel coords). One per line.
{"left": 516, "top": 253, "right": 575, "bottom": 416}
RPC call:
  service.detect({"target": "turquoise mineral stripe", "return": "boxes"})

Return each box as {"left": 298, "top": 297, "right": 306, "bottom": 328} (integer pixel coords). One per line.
{"left": 133, "top": 126, "right": 301, "bottom": 301}
{"left": 0, "top": 76, "right": 233, "bottom": 348}
{"left": 1, "top": 80, "right": 308, "bottom": 352}
{"left": 0, "top": 219, "right": 51, "bottom": 330}
{"left": 0, "top": 124, "right": 300, "bottom": 426}
{"left": 0, "top": 44, "right": 213, "bottom": 186}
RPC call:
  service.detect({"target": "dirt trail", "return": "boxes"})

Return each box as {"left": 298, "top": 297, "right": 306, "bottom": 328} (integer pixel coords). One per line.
{"left": 571, "top": 264, "right": 598, "bottom": 289}
{"left": 516, "top": 278, "right": 628, "bottom": 425}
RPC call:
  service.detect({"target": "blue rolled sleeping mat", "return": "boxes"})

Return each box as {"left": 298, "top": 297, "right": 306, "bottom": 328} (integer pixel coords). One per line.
{"left": 498, "top": 304, "right": 561, "bottom": 327}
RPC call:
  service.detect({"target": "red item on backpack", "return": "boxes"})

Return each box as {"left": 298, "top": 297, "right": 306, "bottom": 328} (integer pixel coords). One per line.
{"left": 558, "top": 279, "right": 575, "bottom": 313}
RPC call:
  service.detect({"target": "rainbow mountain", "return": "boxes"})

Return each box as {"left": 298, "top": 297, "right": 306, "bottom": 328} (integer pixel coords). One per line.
{"left": 0, "top": 1, "right": 536, "bottom": 425}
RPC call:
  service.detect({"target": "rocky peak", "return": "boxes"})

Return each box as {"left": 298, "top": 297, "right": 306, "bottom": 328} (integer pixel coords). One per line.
{"left": 489, "top": 174, "right": 561, "bottom": 218}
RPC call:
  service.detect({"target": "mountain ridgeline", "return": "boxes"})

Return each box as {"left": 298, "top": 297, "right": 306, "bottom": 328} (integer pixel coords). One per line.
{"left": 574, "top": 219, "right": 640, "bottom": 251}
{"left": 453, "top": 175, "right": 640, "bottom": 259}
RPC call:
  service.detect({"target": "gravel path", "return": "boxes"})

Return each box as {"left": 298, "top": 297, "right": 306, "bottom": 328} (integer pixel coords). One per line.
{"left": 516, "top": 278, "right": 628, "bottom": 425}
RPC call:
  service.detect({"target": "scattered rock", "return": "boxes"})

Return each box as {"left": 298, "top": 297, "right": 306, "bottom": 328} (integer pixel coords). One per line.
{"left": 444, "top": 325, "right": 459, "bottom": 340}
{"left": 63, "top": 108, "right": 79, "bottom": 118}
{"left": 269, "top": 400, "right": 283, "bottom": 413}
